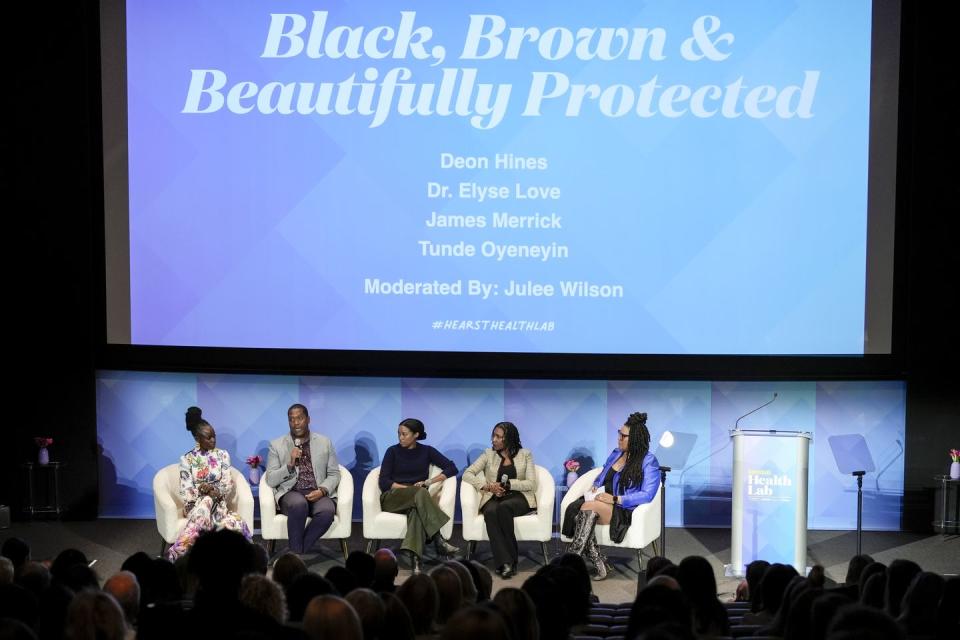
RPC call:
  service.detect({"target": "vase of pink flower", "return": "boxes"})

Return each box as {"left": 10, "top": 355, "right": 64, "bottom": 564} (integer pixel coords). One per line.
{"left": 34, "top": 437, "right": 53, "bottom": 465}
{"left": 950, "top": 449, "right": 960, "bottom": 480}
{"left": 246, "top": 455, "right": 263, "bottom": 485}
{"left": 564, "top": 459, "right": 581, "bottom": 488}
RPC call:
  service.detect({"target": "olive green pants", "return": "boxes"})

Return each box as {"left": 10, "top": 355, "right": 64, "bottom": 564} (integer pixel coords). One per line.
{"left": 380, "top": 486, "right": 450, "bottom": 558}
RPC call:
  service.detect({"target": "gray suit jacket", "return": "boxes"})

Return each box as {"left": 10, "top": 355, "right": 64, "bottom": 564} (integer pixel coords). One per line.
{"left": 265, "top": 432, "right": 340, "bottom": 503}
{"left": 462, "top": 448, "right": 537, "bottom": 511}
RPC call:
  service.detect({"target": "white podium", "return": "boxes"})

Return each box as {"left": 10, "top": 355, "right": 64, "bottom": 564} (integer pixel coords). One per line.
{"left": 727, "top": 429, "right": 811, "bottom": 576}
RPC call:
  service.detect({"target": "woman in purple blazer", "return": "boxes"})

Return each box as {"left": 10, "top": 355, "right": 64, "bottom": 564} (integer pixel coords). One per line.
{"left": 565, "top": 412, "right": 660, "bottom": 580}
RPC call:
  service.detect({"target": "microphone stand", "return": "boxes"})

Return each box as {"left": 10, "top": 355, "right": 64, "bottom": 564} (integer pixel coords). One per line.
{"left": 659, "top": 466, "right": 671, "bottom": 559}
{"left": 852, "top": 471, "right": 865, "bottom": 555}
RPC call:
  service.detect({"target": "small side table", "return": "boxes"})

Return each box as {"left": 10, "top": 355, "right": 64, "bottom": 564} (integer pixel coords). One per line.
{"left": 933, "top": 475, "right": 959, "bottom": 535}
{"left": 21, "top": 462, "right": 64, "bottom": 518}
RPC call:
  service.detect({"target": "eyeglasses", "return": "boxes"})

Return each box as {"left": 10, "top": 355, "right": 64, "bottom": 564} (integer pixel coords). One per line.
{"left": 618, "top": 431, "right": 629, "bottom": 439}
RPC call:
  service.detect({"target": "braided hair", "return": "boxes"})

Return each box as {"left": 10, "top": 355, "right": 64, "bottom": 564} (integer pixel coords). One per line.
{"left": 493, "top": 421, "right": 523, "bottom": 458}
{"left": 618, "top": 412, "right": 651, "bottom": 491}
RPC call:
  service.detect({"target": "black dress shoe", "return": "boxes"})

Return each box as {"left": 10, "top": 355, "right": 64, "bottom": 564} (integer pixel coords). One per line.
{"left": 500, "top": 564, "right": 516, "bottom": 579}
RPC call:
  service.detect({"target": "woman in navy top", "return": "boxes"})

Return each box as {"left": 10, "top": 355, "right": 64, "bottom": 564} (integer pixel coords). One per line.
{"left": 566, "top": 411, "right": 660, "bottom": 580}
{"left": 379, "top": 418, "right": 459, "bottom": 574}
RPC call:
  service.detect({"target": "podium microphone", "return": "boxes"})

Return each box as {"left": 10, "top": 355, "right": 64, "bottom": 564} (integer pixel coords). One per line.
{"left": 734, "top": 393, "right": 778, "bottom": 431}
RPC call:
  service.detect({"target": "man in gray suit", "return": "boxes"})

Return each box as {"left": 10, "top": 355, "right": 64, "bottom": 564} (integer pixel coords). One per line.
{"left": 265, "top": 404, "right": 341, "bottom": 555}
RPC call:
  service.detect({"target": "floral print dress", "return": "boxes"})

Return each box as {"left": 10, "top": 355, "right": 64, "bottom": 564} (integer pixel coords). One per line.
{"left": 167, "top": 447, "right": 251, "bottom": 560}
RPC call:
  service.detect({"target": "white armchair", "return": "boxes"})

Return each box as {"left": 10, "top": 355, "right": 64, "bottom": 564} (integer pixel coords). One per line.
{"left": 259, "top": 464, "right": 354, "bottom": 560}
{"left": 559, "top": 467, "right": 661, "bottom": 569}
{"left": 153, "top": 463, "right": 255, "bottom": 556}
{"left": 361, "top": 465, "right": 456, "bottom": 553}
{"left": 460, "top": 464, "right": 555, "bottom": 565}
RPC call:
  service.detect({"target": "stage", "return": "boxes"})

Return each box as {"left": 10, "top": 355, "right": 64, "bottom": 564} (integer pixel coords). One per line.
{"left": 4, "top": 521, "right": 956, "bottom": 603}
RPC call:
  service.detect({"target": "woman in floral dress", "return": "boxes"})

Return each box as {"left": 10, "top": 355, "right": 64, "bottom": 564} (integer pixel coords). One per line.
{"left": 167, "top": 407, "right": 251, "bottom": 560}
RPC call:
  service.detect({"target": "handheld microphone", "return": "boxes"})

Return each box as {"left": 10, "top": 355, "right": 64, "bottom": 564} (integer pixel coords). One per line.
{"left": 294, "top": 438, "right": 302, "bottom": 449}
{"left": 500, "top": 474, "right": 509, "bottom": 491}
{"left": 734, "top": 392, "right": 778, "bottom": 431}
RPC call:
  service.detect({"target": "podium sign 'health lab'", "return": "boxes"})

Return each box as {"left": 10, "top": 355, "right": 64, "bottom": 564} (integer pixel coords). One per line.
{"left": 728, "top": 430, "right": 811, "bottom": 576}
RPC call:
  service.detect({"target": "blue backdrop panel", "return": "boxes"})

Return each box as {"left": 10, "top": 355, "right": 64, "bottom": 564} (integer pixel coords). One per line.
{"left": 96, "top": 371, "right": 905, "bottom": 530}
{"left": 812, "top": 381, "right": 905, "bottom": 529}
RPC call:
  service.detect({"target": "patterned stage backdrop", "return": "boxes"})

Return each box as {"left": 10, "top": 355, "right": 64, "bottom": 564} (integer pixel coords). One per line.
{"left": 97, "top": 371, "right": 905, "bottom": 530}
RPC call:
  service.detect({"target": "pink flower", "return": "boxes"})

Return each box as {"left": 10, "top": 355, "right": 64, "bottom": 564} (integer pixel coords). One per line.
{"left": 564, "top": 459, "right": 580, "bottom": 472}
{"left": 245, "top": 455, "right": 263, "bottom": 467}
{"left": 34, "top": 437, "right": 53, "bottom": 448}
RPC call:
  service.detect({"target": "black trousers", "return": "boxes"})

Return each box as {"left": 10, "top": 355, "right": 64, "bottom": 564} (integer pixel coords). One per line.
{"left": 480, "top": 492, "right": 532, "bottom": 567}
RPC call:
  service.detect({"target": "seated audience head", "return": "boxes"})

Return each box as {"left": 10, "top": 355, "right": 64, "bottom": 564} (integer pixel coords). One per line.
{"left": 0, "top": 583, "right": 40, "bottom": 628}
{"left": 16, "top": 562, "right": 51, "bottom": 597}
{"left": 523, "top": 566, "right": 588, "bottom": 640}
{"left": 757, "top": 563, "right": 799, "bottom": 616}
{"left": 762, "top": 574, "right": 808, "bottom": 637}
{"left": 0, "top": 557, "right": 14, "bottom": 585}
{"left": 60, "top": 564, "right": 100, "bottom": 593}
{"left": 783, "top": 587, "right": 823, "bottom": 640}
{"left": 861, "top": 571, "right": 887, "bottom": 609}
{"left": 936, "top": 575, "right": 960, "bottom": 639}
{"left": 1, "top": 537, "right": 30, "bottom": 574}
{"left": 627, "top": 583, "right": 693, "bottom": 639}
{"left": 250, "top": 543, "right": 270, "bottom": 576}
{"left": 648, "top": 574, "right": 680, "bottom": 590}
{"left": 65, "top": 591, "right": 126, "bottom": 640}
{"left": 745, "top": 559, "right": 771, "bottom": 609}
{"left": 0, "top": 618, "right": 38, "bottom": 640}
{"left": 271, "top": 551, "right": 308, "bottom": 592}
{"left": 439, "top": 605, "right": 511, "bottom": 640}
{"left": 372, "top": 548, "right": 398, "bottom": 592}
{"left": 462, "top": 559, "right": 491, "bottom": 602}
{"left": 884, "top": 559, "right": 921, "bottom": 617}
{"left": 287, "top": 573, "right": 337, "bottom": 623}
{"left": 858, "top": 561, "right": 886, "bottom": 593}
{"left": 468, "top": 560, "right": 493, "bottom": 602}
{"left": 35, "top": 583, "right": 74, "bottom": 640}
{"left": 346, "top": 550, "right": 376, "bottom": 589}
{"left": 119, "top": 551, "right": 154, "bottom": 602}
{"left": 151, "top": 557, "right": 182, "bottom": 603}
{"left": 492, "top": 587, "right": 539, "bottom": 640}
{"left": 845, "top": 554, "right": 875, "bottom": 587}
{"left": 187, "top": 529, "right": 254, "bottom": 601}
{"left": 808, "top": 564, "right": 827, "bottom": 588}
{"left": 811, "top": 592, "right": 855, "bottom": 640}
{"left": 240, "top": 573, "right": 287, "bottom": 623}
{"left": 325, "top": 565, "right": 358, "bottom": 596}
{"left": 102, "top": 571, "right": 140, "bottom": 628}
{"left": 826, "top": 603, "right": 905, "bottom": 640}
{"left": 345, "top": 588, "right": 385, "bottom": 640}
{"left": 676, "top": 555, "right": 728, "bottom": 636}
{"left": 897, "top": 571, "right": 944, "bottom": 637}
{"left": 396, "top": 573, "right": 439, "bottom": 635}
{"left": 443, "top": 560, "right": 478, "bottom": 604}
{"left": 50, "top": 549, "right": 89, "bottom": 583}
{"left": 429, "top": 565, "right": 464, "bottom": 624}
{"left": 303, "top": 595, "right": 363, "bottom": 640}
{"left": 646, "top": 555, "right": 674, "bottom": 579}
{"left": 380, "top": 592, "right": 416, "bottom": 640}
{"left": 552, "top": 552, "right": 592, "bottom": 600}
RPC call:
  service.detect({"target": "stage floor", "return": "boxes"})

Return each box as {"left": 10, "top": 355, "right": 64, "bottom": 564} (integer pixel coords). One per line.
{"left": 3, "top": 521, "right": 957, "bottom": 603}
